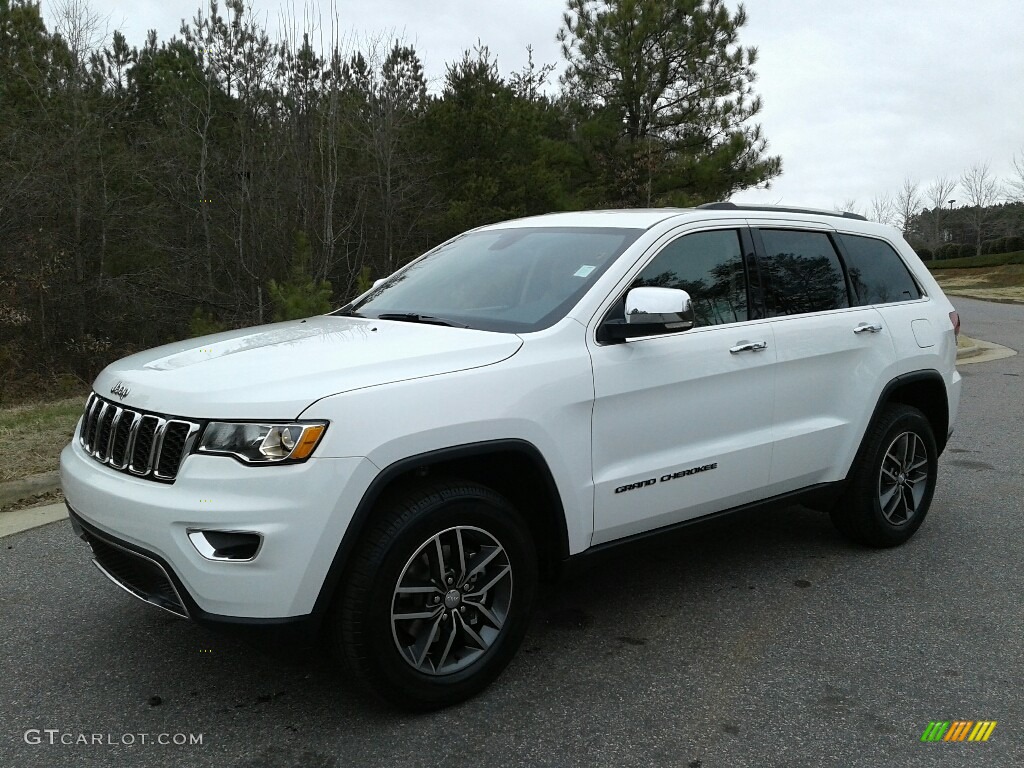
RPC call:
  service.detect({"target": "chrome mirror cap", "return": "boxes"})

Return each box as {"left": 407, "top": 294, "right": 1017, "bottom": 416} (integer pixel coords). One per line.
{"left": 625, "top": 287, "right": 693, "bottom": 328}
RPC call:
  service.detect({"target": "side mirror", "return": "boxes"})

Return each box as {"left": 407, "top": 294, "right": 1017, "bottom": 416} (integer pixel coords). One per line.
{"left": 625, "top": 287, "right": 692, "bottom": 326}
{"left": 599, "top": 287, "right": 694, "bottom": 342}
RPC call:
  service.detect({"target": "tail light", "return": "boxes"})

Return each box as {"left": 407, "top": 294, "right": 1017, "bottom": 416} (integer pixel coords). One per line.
{"left": 949, "top": 310, "right": 960, "bottom": 338}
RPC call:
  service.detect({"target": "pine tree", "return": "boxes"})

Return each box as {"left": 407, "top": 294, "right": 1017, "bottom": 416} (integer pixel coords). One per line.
{"left": 558, "top": 0, "right": 781, "bottom": 206}
{"left": 267, "top": 231, "right": 333, "bottom": 321}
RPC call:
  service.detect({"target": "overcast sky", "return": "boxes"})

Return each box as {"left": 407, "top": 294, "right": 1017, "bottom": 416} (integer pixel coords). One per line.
{"left": 41, "top": 0, "right": 1024, "bottom": 212}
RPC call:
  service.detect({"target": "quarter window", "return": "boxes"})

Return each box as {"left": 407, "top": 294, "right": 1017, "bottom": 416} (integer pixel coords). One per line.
{"left": 634, "top": 229, "right": 748, "bottom": 326}
{"left": 838, "top": 234, "right": 922, "bottom": 305}
{"left": 758, "top": 230, "right": 850, "bottom": 316}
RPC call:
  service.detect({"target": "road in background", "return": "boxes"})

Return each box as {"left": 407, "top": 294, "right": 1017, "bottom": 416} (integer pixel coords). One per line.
{"left": 2, "top": 297, "right": 1021, "bottom": 768}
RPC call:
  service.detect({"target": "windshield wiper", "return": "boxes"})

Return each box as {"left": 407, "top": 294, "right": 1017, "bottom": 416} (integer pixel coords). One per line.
{"left": 333, "top": 309, "right": 364, "bottom": 317}
{"left": 375, "top": 313, "right": 467, "bottom": 328}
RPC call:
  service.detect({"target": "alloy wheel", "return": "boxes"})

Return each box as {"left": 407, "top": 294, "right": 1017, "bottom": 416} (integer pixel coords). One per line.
{"left": 390, "top": 526, "right": 513, "bottom": 675}
{"left": 877, "top": 431, "right": 929, "bottom": 525}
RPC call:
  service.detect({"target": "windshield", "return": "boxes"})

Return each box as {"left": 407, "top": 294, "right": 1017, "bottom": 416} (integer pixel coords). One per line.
{"left": 343, "top": 227, "right": 643, "bottom": 332}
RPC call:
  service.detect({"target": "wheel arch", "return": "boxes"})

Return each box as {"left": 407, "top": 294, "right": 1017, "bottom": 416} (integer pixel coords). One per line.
{"left": 869, "top": 370, "right": 950, "bottom": 457}
{"left": 311, "top": 439, "right": 570, "bottom": 622}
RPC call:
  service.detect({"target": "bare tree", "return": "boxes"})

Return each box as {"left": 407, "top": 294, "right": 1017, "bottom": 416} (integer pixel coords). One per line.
{"left": 1008, "top": 149, "right": 1024, "bottom": 202}
{"left": 868, "top": 194, "right": 894, "bottom": 225}
{"left": 179, "top": 2, "right": 226, "bottom": 291}
{"left": 339, "top": 37, "right": 431, "bottom": 279}
{"left": 53, "top": 0, "right": 107, "bottom": 282}
{"left": 834, "top": 198, "right": 861, "bottom": 217}
{"left": 54, "top": 0, "right": 107, "bottom": 61}
{"left": 925, "top": 175, "right": 957, "bottom": 247}
{"left": 894, "top": 178, "right": 923, "bottom": 235}
{"left": 960, "top": 162, "right": 1003, "bottom": 255}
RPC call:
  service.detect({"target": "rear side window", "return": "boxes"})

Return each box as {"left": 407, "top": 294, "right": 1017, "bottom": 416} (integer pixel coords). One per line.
{"left": 634, "top": 229, "right": 748, "bottom": 326}
{"left": 838, "top": 234, "right": 922, "bottom": 305}
{"left": 758, "top": 229, "right": 850, "bottom": 316}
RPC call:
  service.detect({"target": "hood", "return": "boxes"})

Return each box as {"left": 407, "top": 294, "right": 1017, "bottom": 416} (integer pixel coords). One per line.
{"left": 93, "top": 316, "right": 522, "bottom": 419}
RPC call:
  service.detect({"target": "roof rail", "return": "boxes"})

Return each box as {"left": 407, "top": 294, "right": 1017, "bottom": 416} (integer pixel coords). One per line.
{"left": 697, "top": 202, "right": 868, "bottom": 221}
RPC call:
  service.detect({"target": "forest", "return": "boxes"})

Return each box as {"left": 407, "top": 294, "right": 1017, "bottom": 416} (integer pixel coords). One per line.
{"left": 852, "top": 172, "right": 1024, "bottom": 261}
{"left": 2, "top": 0, "right": 782, "bottom": 400}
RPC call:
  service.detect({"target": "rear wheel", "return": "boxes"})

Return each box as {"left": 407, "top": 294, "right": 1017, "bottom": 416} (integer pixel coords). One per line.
{"left": 330, "top": 481, "right": 537, "bottom": 710}
{"left": 831, "top": 404, "right": 938, "bottom": 547}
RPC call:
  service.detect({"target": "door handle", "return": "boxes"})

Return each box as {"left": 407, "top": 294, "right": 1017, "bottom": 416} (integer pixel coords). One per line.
{"left": 853, "top": 323, "right": 884, "bottom": 334}
{"left": 730, "top": 340, "right": 768, "bottom": 354}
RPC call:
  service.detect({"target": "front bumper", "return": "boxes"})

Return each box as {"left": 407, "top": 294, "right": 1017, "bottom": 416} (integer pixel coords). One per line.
{"left": 69, "top": 508, "right": 192, "bottom": 617}
{"left": 60, "top": 437, "right": 378, "bottom": 620}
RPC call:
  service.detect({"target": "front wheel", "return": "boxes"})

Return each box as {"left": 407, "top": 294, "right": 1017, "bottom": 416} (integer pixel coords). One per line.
{"left": 330, "top": 481, "right": 537, "bottom": 710}
{"left": 831, "top": 404, "right": 938, "bottom": 547}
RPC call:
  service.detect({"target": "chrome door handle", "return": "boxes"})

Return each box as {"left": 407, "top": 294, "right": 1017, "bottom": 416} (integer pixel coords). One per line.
{"left": 853, "top": 323, "right": 884, "bottom": 334}
{"left": 730, "top": 340, "right": 768, "bottom": 354}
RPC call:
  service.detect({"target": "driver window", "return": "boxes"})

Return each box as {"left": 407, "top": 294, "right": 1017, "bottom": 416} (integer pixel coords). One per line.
{"left": 634, "top": 229, "right": 749, "bottom": 326}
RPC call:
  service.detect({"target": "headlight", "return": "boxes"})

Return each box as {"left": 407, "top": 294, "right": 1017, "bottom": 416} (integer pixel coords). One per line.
{"left": 198, "top": 421, "right": 328, "bottom": 464}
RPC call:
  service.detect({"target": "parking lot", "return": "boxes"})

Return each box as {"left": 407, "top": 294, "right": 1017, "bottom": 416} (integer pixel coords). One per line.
{"left": 1, "top": 297, "right": 1021, "bottom": 768}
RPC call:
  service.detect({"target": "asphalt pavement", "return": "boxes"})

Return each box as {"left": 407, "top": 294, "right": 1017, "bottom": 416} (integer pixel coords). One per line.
{"left": 1, "top": 296, "right": 1021, "bottom": 768}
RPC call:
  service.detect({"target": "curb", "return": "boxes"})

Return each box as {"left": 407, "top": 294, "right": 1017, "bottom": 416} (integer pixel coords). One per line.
{"left": 956, "top": 337, "right": 1018, "bottom": 366}
{"left": 945, "top": 292, "right": 1024, "bottom": 305}
{"left": 0, "top": 502, "right": 68, "bottom": 539}
{"left": 956, "top": 337, "right": 982, "bottom": 360}
{"left": 0, "top": 471, "right": 61, "bottom": 508}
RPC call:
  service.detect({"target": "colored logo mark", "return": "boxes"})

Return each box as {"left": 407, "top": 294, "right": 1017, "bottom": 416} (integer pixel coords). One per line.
{"left": 920, "top": 721, "right": 997, "bottom": 742}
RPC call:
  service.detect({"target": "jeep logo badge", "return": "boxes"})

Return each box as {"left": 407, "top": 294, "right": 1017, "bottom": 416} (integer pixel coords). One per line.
{"left": 110, "top": 381, "right": 131, "bottom": 401}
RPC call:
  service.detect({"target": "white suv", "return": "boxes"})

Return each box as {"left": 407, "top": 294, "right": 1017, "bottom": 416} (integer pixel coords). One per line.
{"left": 61, "top": 204, "right": 962, "bottom": 709}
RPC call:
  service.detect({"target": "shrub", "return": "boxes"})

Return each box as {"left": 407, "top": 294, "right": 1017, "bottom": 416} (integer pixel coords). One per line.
{"left": 915, "top": 246, "right": 933, "bottom": 261}
{"left": 267, "top": 231, "right": 333, "bottom": 321}
{"left": 958, "top": 244, "right": 976, "bottom": 259}
{"left": 189, "top": 308, "right": 228, "bottom": 338}
{"left": 935, "top": 243, "right": 960, "bottom": 260}
{"left": 981, "top": 239, "right": 997, "bottom": 255}
{"left": 53, "top": 373, "right": 86, "bottom": 398}
{"left": 1005, "top": 235, "right": 1024, "bottom": 252}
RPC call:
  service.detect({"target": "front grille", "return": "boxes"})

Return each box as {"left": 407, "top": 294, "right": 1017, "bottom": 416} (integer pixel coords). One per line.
{"left": 79, "top": 394, "right": 201, "bottom": 482}
{"left": 85, "top": 530, "right": 188, "bottom": 617}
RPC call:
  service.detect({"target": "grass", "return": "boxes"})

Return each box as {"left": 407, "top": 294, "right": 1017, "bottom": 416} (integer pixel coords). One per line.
{"left": 930, "top": 263, "right": 1024, "bottom": 288}
{"left": 926, "top": 250, "right": 1024, "bottom": 270}
{"left": 929, "top": 258, "right": 1024, "bottom": 303}
{"left": 0, "top": 397, "right": 84, "bottom": 483}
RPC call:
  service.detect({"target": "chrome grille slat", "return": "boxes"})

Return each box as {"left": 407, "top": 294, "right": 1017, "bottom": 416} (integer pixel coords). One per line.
{"left": 114, "top": 411, "right": 142, "bottom": 470}
{"left": 79, "top": 395, "right": 199, "bottom": 483}
{"left": 154, "top": 422, "right": 198, "bottom": 479}
{"left": 148, "top": 418, "right": 169, "bottom": 477}
{"left": 105, "top": 407, "right": 125, "bottom": 462}
{"left": 109, "top": 410, "right": 139, "bottom": 469}
{"left": 89, "top": 397, "right": 102, "bottom": 451}
{"left": 128, "top": 416, "right": 159, "bottom": 476}
{"left": 78, "top": 394, "right": 92, "bottom": 449}
{"left": 93, "top": 403, "right": 115, "bottom": 460}
{"left": 82, "top": 395, "right": 102, "bottom": 451}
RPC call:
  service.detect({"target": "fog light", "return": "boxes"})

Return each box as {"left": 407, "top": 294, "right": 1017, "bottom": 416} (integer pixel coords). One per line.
{"left": 187, "top": 530, "right": 263, "bottom": 562}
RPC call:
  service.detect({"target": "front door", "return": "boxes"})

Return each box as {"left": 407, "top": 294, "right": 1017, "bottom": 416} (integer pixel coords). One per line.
{"left": 588, "top": 226, "right": 777, "bottom": 545}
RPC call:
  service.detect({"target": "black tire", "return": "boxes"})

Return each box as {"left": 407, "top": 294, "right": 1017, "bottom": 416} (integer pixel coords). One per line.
{"left": 330, "top": 480, "right": 537, "bottom": 710}
{"left": 830, "top": 404, "right": 938, "bottom": 547}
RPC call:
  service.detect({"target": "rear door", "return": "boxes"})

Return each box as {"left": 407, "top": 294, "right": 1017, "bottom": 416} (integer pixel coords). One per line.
{"left": 752, "top": 225, "right": 899, "bottom": 492}
{"left": 833, "top": 232, "right": 936, "bottom": 376}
